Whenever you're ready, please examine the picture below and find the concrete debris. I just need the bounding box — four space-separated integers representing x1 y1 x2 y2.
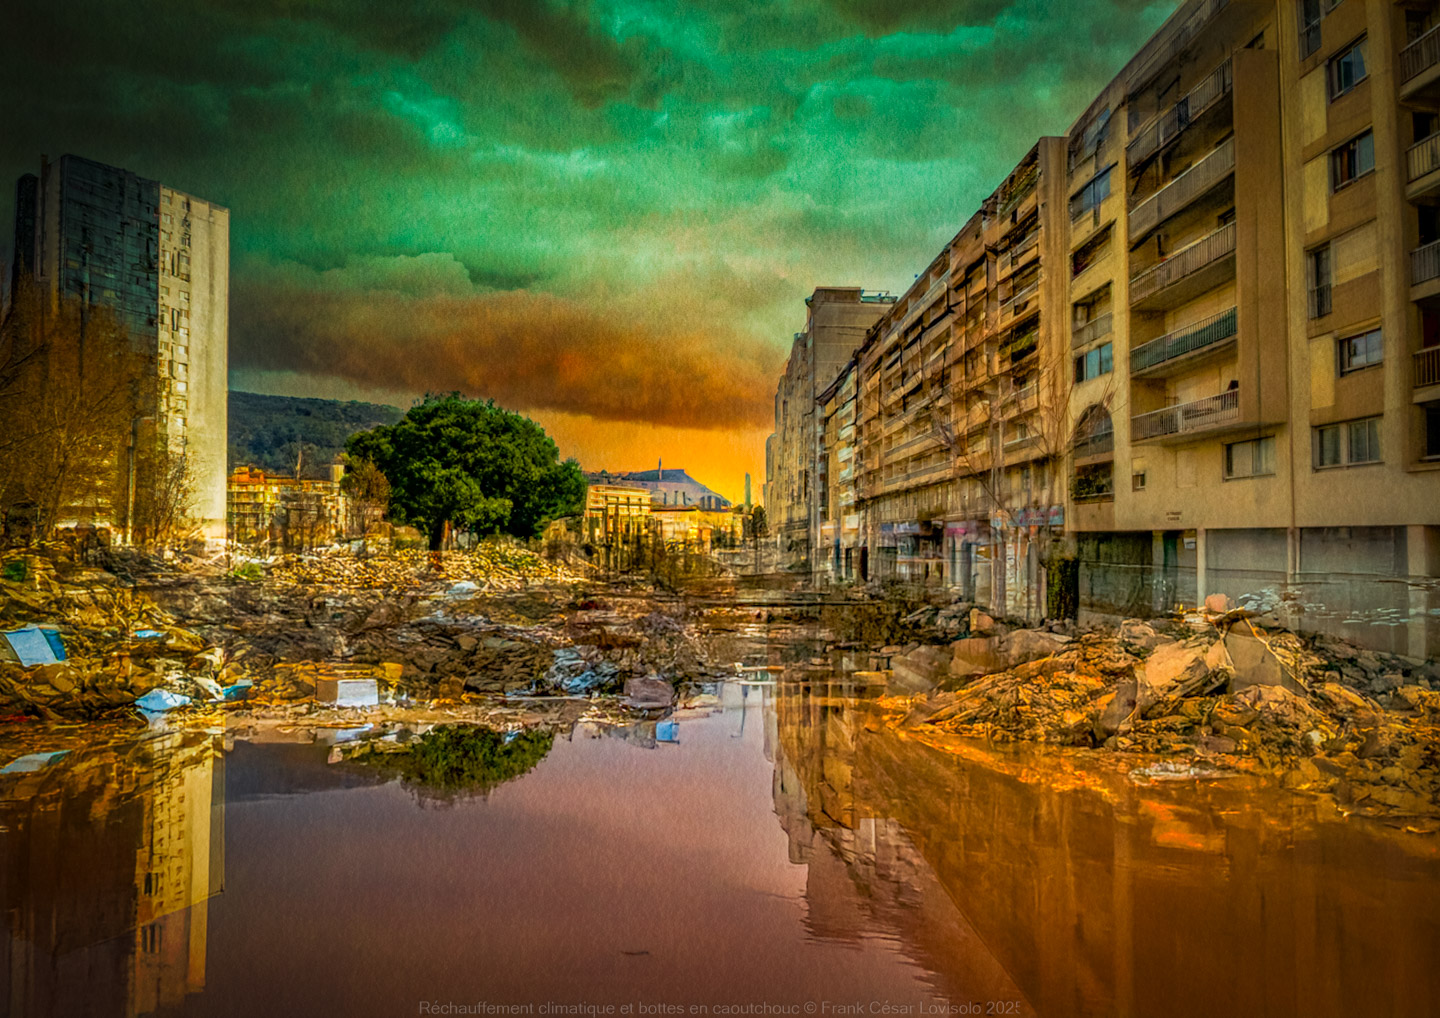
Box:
896 612 1440 822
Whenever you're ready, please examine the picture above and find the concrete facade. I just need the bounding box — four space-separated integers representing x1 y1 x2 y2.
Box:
11 155 229 538
765 0 1440 657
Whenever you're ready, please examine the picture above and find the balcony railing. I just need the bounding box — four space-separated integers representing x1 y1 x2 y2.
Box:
1128 136 1235 241
1072 431 1115 460
1402 23 1440 83
1414 239 1440 288
1127 0 1230 92
1000 279 1040 323
1129 221 1236 306
1127 59 1233 167
1131 387 1241 441
1072 312 1114 349
1130 306 1237 373
1417 346 1440 388
1408 133 1440 184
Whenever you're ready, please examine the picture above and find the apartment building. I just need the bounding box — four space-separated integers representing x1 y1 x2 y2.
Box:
803 140 1069 615
767 0 1440 656
768 287 895 566
10 154 229 538
1062 0 1437 656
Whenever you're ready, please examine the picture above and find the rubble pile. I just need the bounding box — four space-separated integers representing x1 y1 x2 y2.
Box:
0 566 243 721
268 542 585 592
0 542 726 728
896 613 1440 821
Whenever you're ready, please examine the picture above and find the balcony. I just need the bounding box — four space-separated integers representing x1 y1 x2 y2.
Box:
1417 347 1440 394
1127 59 1233 168
999 228 1040 274
1128 136 1235 243
1000 279 1041 325
1129 221 1236 310
1130 306 1238 375
1072 312 1113 349
1131 387 1241 442
1414 240 1440 292
1401 24 1440 102
1409 134 1440 203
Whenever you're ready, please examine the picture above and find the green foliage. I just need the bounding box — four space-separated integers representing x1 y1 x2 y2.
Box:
347 394 586 548
229 391 402 477
387 725 554 802
228 562 263 583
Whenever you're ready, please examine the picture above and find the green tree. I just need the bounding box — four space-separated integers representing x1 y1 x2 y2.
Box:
346 394 585 550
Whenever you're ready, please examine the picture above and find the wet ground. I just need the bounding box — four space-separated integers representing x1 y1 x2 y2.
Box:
3 645 1440 1017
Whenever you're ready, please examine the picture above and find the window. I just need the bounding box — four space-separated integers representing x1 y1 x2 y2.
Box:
1069 167 1112 223
1328 37 1368 99
1331 130 1375 191
1074 342 1114 382
1426 404 1440 459
1299 0 1322 58
1314 415 1381 468
1337 327 1382 374
1308 245 1331 317
1132 470 1148 491
1348 417 1380 462
1225 436 1276 479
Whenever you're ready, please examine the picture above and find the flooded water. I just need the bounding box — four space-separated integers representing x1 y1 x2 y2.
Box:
4 672 1440 1017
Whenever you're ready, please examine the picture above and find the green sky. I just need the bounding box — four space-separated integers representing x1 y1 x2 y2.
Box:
2 0 1178 496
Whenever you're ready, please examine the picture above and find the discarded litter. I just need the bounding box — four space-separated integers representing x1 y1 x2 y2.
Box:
316 676 380 708
656 720 679 743
0 750 69 774
0 625 66 667
135 689 191 713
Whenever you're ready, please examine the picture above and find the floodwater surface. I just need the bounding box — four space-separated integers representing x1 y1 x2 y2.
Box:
3 676 1439 1018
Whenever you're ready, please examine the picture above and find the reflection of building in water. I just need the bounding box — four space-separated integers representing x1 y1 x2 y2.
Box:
771 675 1440 1018
770 674 1027 1009
0 731 224 1017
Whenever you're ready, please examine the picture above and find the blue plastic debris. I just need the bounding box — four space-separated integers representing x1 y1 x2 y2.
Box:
134 689 191 713
0 625 66 666
1 750 69 774
656 720 680 743
133 629 164 639
221 678 254 701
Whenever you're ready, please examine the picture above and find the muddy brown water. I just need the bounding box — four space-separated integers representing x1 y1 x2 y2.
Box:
2 668 1438 1017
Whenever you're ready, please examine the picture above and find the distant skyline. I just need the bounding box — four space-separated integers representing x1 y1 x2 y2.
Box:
2 0 1180 503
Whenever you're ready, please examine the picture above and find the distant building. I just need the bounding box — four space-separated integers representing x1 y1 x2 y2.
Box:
585 467 732 508
766 287 896 568
227 466 347 549
11 154 229 537
583 484 653 543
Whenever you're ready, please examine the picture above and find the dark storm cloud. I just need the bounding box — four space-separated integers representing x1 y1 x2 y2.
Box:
1 0 1181 438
